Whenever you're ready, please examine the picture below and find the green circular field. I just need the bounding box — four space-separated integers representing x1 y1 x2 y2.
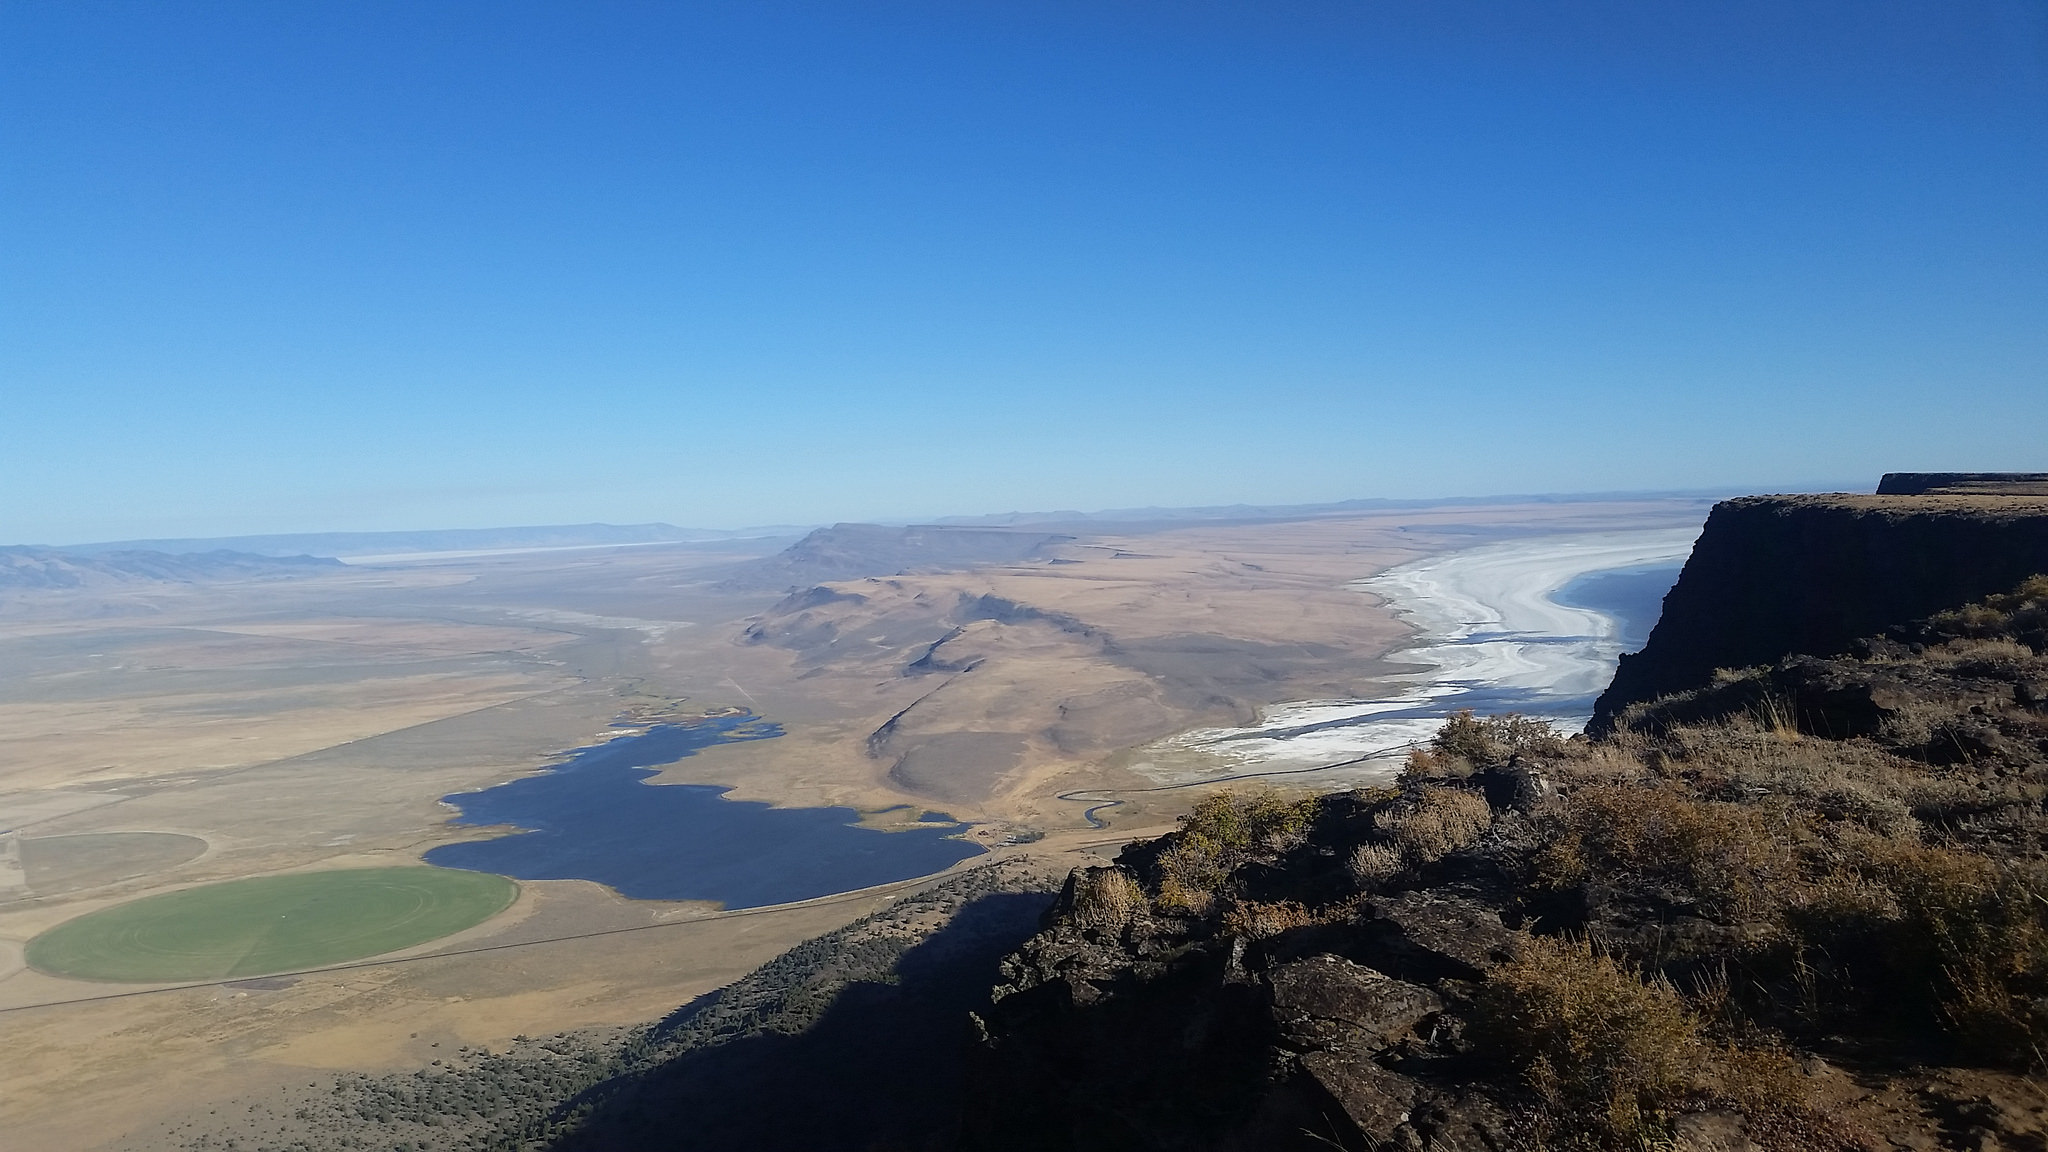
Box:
25 867 517 983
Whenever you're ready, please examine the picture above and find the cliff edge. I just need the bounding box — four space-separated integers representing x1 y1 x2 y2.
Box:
1590 493 2048 730
962 577 2048 1152
1876 471 2048 496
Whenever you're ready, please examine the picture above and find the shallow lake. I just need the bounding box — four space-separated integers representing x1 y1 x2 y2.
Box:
1128 531 1698 793
1552 563 1685 654
426 715 986 909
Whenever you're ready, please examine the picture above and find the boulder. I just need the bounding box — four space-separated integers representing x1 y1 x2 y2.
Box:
1267 954 1442 1052
1355 892 1517 981
1298 1048 1420 1140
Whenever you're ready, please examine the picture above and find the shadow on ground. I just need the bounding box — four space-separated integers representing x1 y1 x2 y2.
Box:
541 892 1053 1151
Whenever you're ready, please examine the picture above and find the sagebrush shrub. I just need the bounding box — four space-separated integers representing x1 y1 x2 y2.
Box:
1533 784 1799 920
1153 790 1322 915
1419 709 1567 774
1474 935 1701 1147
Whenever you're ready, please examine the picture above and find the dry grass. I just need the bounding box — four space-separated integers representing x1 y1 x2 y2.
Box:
1069 867 1145 929
1921 637 2037 665
1532 784 1800 921
1654 724 1923 836
1220 899 1329 940
1923 573 2048 650
1538 698 2048 1064
1841 839 2048 1059
1475 937 1861 1152
1344 842 1405 890
1474 935 1702 1148
1375 786 1494 865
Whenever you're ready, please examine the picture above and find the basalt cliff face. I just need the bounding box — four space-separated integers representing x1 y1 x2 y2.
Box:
1877 472 2048 496
1591 494 2048 731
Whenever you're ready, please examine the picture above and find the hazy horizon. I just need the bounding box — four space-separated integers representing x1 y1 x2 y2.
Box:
13 480 1803 551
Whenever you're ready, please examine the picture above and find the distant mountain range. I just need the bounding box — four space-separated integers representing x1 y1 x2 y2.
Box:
53 522 814 559
716 523 1077 592
928 488 1751 529
32 489 1769 565
0 546 344 591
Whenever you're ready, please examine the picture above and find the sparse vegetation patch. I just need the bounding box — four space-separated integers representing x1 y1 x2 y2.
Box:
969 577 2048 1152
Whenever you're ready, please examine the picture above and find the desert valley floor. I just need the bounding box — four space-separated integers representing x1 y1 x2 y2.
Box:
0 498 1709 1148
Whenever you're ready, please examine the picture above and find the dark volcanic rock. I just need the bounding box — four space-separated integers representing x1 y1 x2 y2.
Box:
1352 892 1517 983
1671 1109 1757 1152
1267 955 1442 1052
1407 1092 1519 1152
1593 494 2048 729
1299 1049 1421 1136
1877 472 2048 496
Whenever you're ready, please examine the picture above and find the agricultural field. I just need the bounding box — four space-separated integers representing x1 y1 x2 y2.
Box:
25 867 516 982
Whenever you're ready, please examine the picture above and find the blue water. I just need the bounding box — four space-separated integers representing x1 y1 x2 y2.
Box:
1552 563 1685 653
425 715 986 908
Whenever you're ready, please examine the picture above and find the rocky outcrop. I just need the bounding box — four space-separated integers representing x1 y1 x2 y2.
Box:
1592 494 2048 729
964 574 2048 1152
959 791 1539 1152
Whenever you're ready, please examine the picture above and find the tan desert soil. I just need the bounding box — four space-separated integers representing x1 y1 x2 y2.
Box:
0 500 1703 1146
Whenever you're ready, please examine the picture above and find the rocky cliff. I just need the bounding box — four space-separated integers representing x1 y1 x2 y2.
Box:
1591 494 2048 730
1876 472 2048 496
962 576 2048 1152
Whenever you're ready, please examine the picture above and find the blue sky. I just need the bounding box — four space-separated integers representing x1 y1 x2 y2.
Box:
3 1 2044 543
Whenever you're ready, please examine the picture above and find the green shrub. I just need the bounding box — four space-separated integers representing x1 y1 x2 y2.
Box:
1180 789 1322 853
1155 839 1227 914
1153 790 1322 915
1411 710 1568 777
